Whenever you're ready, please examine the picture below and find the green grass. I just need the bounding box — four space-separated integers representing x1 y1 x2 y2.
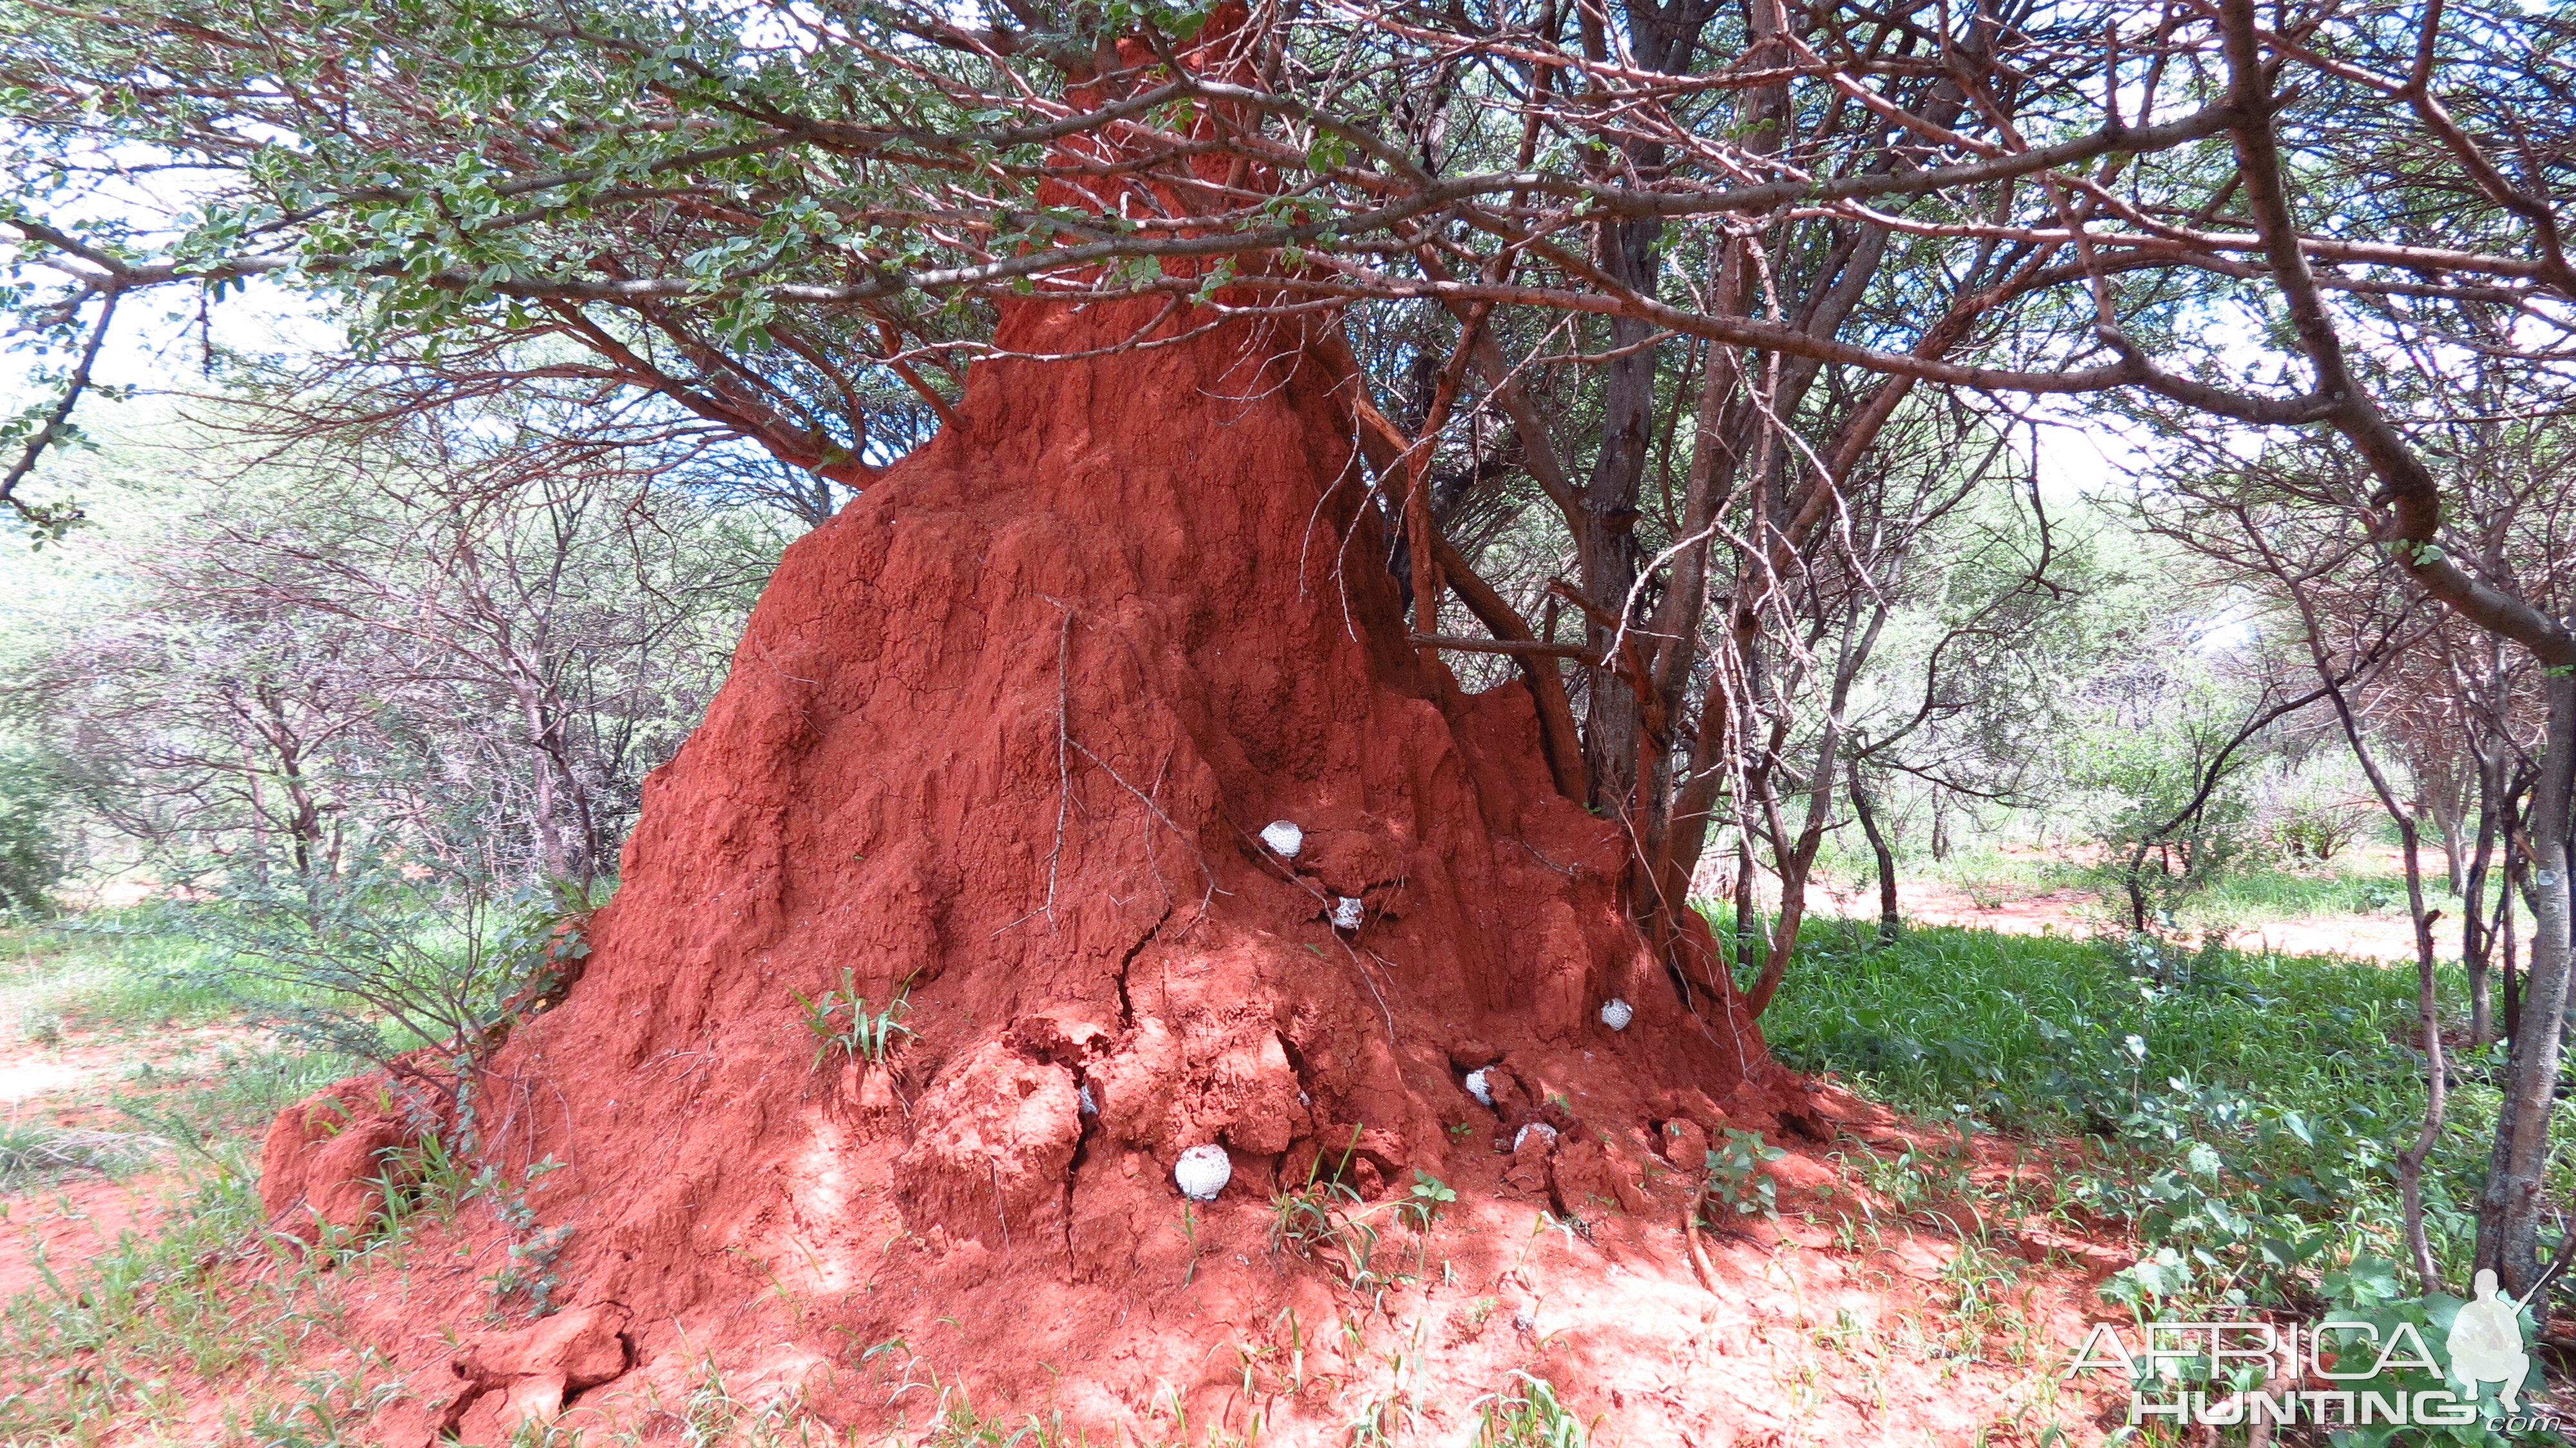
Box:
2 919 243 1034
0 895 2539 1435
0 894 620 1443
2186 862 2418 925
1920 846 2085 894
0 915 390 1440
1472 1372 1590 1447
0 1159 308 1440
0 1121 164 1193
1761 919 2421 1127
1829 843 2431 931
0 919 362 1172
115 1040 364 1165
0 1153 422 1444
1758 916 2549 1311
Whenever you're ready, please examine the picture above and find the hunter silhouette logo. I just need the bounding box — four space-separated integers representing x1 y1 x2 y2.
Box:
2065 1275 2553 1431
2447 1269 2532 1413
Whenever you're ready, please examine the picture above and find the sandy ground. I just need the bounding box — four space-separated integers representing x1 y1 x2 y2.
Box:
194 1083 2152 1448
0 984 252 1302
0 1172 173 1299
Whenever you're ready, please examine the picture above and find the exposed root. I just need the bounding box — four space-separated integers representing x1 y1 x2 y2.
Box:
1683 1182 1719 1293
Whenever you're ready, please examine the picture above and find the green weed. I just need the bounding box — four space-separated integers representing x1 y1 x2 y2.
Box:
6 918 243 1031
1759 915 2547 1310
793 967 914 1068
0 1161 327 1440
1472 1371 1589 1447
1398 1169 1455 1230
1701 1129 1785 1220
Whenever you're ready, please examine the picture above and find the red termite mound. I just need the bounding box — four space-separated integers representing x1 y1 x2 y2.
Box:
264 286 1801 1433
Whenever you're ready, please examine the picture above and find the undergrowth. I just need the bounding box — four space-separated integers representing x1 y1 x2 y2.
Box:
2190 862 2418 923
0 1157 368 1442
1759 916 2557 1313
0 899 586 1442
1840 844 2431 933
3 917 242 1031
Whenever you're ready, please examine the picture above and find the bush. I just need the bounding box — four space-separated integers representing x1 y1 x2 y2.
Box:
2068 717 2258 933
1759 917 2519 1308
0 750 66 916
2267 797 2373 864
150 865 598 1105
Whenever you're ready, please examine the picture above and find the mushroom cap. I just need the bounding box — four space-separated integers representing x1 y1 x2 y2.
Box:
1464 1067 1494 1107
1331 895 1365 929
1599 996 1635 1031
1175 1143 1232 1201
1260 821 1304 858
1513 1122 1560 1154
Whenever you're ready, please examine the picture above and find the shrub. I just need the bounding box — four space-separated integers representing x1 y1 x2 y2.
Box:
0 750 66 916
152 864 598 1106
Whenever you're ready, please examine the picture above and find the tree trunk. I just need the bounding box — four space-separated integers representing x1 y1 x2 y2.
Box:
2392 817 2448 1291
2441 803 2468 899
1567 0 1721 824
1747 730 1837 1016
2477 674 2576 1297
1850 759 1900 945
502 667 573 883
2465 747 2501 1047
2503 823 2522 1043
247 684 325 880
1573 219 1659 817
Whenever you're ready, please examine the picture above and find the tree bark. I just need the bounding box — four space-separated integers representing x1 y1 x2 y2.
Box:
2466 745 2502 1046
2477 673 2576 1297
1850 758 1900 945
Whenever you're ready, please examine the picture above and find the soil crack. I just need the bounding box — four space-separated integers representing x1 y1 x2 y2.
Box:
1110 906 1171 1031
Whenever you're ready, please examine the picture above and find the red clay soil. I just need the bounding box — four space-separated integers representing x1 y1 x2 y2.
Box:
247 220 1844 1435
238 1085 2139 1447
0 1172 169 1302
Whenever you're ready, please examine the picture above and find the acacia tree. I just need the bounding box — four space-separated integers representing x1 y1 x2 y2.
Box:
1831 463 2112 941
8 0 2576 1290
8 403 761 886
2139 406 2571 1037
2137 369 2576 1284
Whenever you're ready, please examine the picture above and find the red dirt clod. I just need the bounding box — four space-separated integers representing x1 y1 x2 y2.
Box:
442 1302 634 1441
257 1075 418 1241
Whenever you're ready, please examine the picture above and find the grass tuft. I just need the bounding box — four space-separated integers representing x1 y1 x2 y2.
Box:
0 1120 164 1191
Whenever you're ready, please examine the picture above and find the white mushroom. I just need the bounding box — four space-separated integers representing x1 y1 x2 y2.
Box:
1175 1143 1232 1201
1464 1067 1495 1107
1260 821 1305 858
1331 895 1365 929
1077 1083 1099 1116
1599 997 1635 1031
1512 1122 1560 1154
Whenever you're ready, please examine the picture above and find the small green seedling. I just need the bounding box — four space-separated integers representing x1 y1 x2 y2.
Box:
793 967 914 1067
1704 1129 1786 1219
1400 1170 1456 1231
